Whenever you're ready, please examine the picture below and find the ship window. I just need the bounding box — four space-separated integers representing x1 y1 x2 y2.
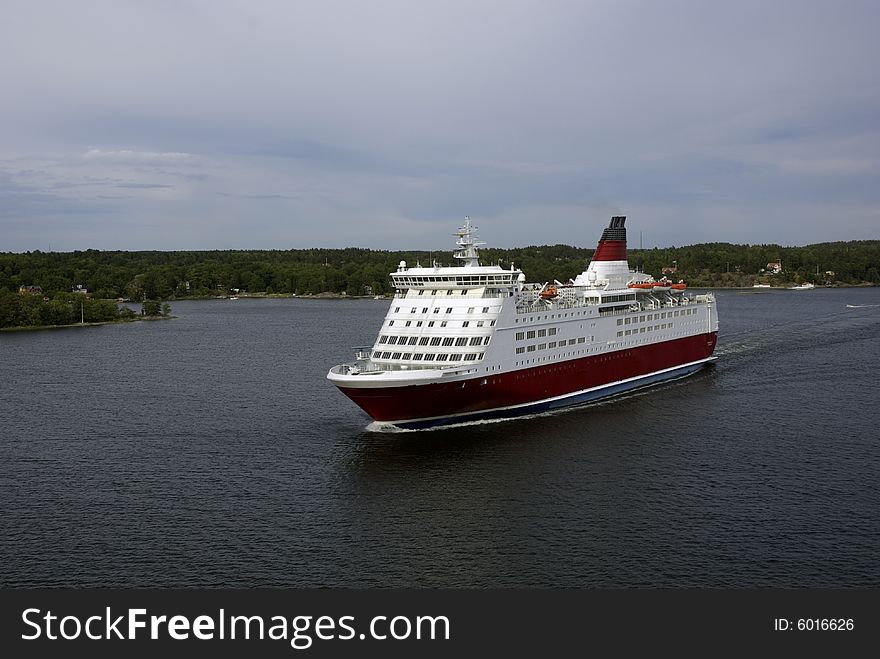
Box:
548 327 556 335
617 331 623 337
455 337 468 346
465 353 477 360
405 321 411 327
442 338 454 346
424 353 436 360
617 319 623 326
470 337 483 346
446 289 453 295
419 337 430 345
640 327 645 333
387 336 397 345
402 353 412 360
431 290 437 295
440 320 448 327
408 337 418 345
428 321 435 327
388 320 394 326
416 321 423 327
476 321 484 327
568 339 576 345
430 337 442 346
527 345 536 352
625 318 631 325
394 307 400 312
516 331 524 340
538 329 546 337
549 341 557 348
516 347 525 354
372 351 380 358
433 308 440 313
446 307 453 313
418 290 424 295
462 321 469 327
625 330 631 336
538 343 546 350
461 290 467 295
422 307 428 313
413 354 424 360
640 316 645 322
527 330 536 339
483 336 491 345
379 335 388 344
450 354 462 361
437 354 449 361
382 352 392 359
490 320 496 326
577 337 585 343
478 352 484 360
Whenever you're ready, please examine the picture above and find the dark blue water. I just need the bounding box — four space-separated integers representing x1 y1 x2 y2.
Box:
2 288 879 587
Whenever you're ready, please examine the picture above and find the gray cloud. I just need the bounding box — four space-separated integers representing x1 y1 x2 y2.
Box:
0 0 878 251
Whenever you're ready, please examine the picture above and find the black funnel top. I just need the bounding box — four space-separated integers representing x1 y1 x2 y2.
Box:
600 216 627 241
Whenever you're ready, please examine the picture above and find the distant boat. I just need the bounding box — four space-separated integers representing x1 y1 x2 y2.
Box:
847 304 878 308
752 283 771 288
790 283 815 290
229 296 239 300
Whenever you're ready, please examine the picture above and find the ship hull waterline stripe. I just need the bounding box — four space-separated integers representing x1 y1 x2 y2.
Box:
376 356 715 430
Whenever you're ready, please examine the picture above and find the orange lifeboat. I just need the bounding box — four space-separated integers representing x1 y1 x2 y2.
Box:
671 281 687 290
628 282 655 289
539 286 558 299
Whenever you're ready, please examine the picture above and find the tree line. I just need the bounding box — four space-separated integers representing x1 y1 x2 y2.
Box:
1 240 878 303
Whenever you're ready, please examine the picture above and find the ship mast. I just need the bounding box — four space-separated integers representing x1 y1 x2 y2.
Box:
453 216 485 268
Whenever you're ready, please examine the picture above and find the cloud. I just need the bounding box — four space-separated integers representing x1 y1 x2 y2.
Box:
84 149 192 161
0 0 878 250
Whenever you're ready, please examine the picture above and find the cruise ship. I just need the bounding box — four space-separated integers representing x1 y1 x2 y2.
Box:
328 216 719 429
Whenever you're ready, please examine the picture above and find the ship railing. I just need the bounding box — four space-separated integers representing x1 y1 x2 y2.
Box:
515 299 597 314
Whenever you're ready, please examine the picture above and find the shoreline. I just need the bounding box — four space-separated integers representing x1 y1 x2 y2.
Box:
1 316 173 333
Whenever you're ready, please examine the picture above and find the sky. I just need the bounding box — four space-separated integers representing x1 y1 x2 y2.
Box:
1 0 878 252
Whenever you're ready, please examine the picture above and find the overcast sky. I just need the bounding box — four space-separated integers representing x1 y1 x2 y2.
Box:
1 0 878 252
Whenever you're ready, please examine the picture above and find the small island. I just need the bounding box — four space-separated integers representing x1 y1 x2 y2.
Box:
0 288 170 331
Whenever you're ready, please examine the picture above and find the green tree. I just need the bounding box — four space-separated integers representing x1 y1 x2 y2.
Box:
142 299 161 316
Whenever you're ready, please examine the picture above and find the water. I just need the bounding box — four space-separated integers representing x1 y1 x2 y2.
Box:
2 288 879 587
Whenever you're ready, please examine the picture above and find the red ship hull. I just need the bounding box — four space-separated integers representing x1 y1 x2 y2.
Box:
338 331 717 428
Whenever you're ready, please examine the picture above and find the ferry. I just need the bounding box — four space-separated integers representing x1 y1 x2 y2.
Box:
328 216 719 429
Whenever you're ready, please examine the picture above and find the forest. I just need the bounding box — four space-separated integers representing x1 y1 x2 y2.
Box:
1 240 878 305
